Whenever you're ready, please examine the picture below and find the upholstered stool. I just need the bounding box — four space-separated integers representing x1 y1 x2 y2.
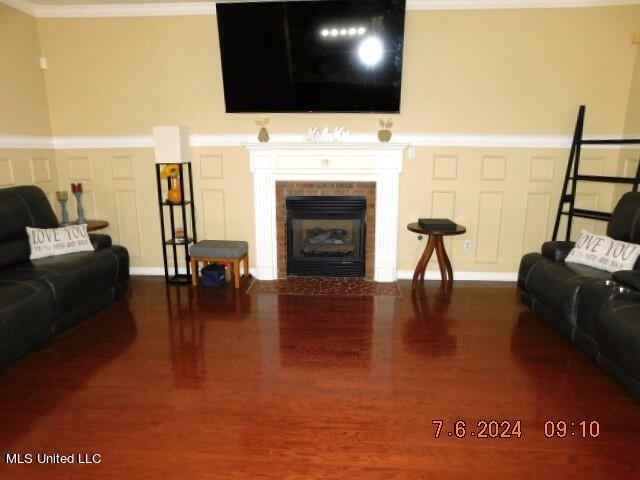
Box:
190 240 249 288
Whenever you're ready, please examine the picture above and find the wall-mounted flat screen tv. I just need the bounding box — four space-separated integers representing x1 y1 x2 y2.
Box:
216 0 407 113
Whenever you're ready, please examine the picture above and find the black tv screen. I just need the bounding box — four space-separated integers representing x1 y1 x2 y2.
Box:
216 0 406 113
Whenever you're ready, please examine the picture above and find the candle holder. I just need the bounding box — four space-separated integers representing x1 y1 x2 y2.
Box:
55 191 71 226
71 183 86 224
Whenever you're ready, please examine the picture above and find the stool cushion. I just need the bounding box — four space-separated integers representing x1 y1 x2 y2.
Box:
190 240 248 259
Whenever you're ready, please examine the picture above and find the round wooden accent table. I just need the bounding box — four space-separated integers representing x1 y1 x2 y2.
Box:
85 220 109 232
407 222 466 290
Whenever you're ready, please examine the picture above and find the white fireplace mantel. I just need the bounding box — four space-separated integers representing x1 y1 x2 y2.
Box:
246 142 406 282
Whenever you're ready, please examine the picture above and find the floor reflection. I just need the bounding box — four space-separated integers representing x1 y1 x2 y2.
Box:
166 286 206 388
276 294 374 370
0 300 137 450
403 285 457 357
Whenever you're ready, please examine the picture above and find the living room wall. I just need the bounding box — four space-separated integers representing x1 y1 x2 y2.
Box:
3 3 639 276
37 7 639 136
0 3 57 206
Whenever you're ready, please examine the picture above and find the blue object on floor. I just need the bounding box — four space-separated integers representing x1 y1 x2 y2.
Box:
200 263 227 288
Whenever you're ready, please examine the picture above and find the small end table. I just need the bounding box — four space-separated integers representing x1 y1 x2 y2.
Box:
407 222 466 289
85 220 109 232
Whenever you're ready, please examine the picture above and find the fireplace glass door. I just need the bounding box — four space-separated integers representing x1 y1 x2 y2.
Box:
286 196 366 277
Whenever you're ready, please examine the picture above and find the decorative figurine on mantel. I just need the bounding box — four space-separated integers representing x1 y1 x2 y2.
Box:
304 127 350 143
378 119 394 142
55 190 71 226
70 182 87 224
255 117 270 143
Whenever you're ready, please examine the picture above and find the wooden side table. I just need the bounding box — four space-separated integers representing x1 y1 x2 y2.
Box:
86 220 109 232
407 222 466 289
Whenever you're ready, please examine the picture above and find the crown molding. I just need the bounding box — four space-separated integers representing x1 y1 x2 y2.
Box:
1 0 36 16
406 0 640 9
2 0 639 19
34 1 215 18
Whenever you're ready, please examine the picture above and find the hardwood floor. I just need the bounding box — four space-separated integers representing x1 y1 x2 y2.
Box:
0 277 638 479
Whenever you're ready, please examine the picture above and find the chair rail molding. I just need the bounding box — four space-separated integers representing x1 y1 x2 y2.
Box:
2 133 638 150
246 143 406 282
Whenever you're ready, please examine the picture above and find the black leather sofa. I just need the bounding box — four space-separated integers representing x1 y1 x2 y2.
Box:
518 192 640 400
0 186 129 370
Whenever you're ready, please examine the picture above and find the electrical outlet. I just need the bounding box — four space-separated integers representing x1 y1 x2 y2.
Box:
463 240 472 252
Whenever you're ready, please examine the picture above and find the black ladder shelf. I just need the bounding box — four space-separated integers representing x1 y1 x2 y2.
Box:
552 105 640 241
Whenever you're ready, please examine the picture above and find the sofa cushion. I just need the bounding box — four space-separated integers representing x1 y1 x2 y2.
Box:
612 270 640 291
0 246 128 317
525 258 610 325
607 192 640 243
0 280 55 369
598 296 640 384
576 279 618 340
89 233 112 250
0 187 59 269
541 241 575 263
517 252 547 291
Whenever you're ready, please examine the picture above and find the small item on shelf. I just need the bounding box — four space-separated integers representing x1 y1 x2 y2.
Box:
167 178 182 204
377 119 393 142
175 227 185 239
255 117 270 143
55 190 71 226
418 218 458 230
161 164 182 204
70 183 86 224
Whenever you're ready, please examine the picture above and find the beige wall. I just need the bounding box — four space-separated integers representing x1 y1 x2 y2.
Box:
52 146 253 269
0 5 56 202
623 44 640 135
3 5 640 274
37 7 640 136
615 45 640 200
0 3 51 136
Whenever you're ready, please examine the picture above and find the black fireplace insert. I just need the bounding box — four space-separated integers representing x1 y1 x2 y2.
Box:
286 196 366 277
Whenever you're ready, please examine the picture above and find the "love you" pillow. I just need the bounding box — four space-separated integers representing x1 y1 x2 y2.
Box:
565 230 640 273
26 224 94 260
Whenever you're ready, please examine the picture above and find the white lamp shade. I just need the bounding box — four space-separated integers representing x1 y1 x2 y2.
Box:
153 126 191 164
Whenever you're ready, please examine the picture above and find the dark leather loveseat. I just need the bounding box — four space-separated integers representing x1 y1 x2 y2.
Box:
518 192 640 400
0 186 129 370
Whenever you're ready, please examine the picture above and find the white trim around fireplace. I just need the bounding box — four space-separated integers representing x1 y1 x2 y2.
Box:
246 143 406 283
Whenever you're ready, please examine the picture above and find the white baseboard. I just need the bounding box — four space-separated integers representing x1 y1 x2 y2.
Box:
396 270 518 282
130 267 182 276
130 266 517 282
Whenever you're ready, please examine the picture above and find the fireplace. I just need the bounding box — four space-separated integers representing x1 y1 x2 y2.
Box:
286 196 366 277
247 143 404 282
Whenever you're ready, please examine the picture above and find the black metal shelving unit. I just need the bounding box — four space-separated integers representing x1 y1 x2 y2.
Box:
552 105 640 241
155 162 197 284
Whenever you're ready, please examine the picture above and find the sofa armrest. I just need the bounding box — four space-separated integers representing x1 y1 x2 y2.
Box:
89 233 112 250
612 270 640 292
541 241 575 263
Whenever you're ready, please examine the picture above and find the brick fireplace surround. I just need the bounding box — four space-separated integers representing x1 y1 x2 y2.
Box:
276 181 376 279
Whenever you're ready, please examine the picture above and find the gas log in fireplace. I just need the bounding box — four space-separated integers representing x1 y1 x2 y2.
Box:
286 196 366 277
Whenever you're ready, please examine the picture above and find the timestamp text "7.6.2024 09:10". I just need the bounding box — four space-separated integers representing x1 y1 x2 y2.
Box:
432 420 523 439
